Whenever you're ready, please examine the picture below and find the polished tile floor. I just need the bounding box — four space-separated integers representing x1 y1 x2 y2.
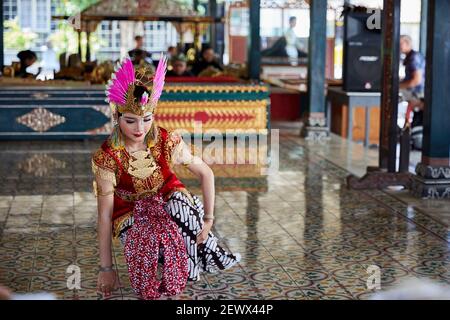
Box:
0 130 449 300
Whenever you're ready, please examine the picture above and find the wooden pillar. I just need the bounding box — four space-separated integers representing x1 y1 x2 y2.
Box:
0 0 4 71
301 0 328 140
412 0 450 199
209 0 217 50
419 0 428 56
247 0 260 80
77 30 82 58
187 2 197 55
86 32 91 62
347 0 412 190
194 23 201 52
379 0 401 172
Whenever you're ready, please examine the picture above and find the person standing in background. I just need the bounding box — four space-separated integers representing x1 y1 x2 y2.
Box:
128 36 153 66
399 35 425 100
284 16 304 65
167 46 178 60
191 46 223 76
16 50 39 78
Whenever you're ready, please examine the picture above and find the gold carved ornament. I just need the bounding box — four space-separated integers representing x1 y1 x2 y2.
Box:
127 150 158 180
92 160 117 197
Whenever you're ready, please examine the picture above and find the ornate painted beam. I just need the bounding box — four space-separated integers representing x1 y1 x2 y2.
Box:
412 0 450 199
0 84 270 139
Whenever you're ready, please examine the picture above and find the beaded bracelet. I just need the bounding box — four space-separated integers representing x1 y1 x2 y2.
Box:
98 265 114 272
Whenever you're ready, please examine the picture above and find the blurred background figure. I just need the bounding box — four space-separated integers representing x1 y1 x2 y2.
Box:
0 284 56 300
399 35 425 100
128 35 153 66
398 35 425 149
167 54 193 77
130 48 155 73
284 16 304 65
191 46 223 76
16 50 39 78
37 41 60 81
370 278 450 300
167 46 178 60
407 96 424 151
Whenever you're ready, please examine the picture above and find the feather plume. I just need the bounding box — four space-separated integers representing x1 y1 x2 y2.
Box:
105 58 135 106
149 54 168 107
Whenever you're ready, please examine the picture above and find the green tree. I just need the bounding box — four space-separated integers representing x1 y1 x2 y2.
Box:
3 18 38 50
49 0 103 59
59 0 100 16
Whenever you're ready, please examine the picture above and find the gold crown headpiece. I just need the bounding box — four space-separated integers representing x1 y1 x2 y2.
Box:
105 56 167 116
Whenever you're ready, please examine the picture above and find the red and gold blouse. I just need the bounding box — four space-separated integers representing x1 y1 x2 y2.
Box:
91 126 193 237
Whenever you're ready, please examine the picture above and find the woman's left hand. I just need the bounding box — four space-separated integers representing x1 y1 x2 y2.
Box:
197 219 213 244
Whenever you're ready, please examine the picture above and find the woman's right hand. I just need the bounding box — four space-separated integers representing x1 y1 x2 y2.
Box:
97 270 120 297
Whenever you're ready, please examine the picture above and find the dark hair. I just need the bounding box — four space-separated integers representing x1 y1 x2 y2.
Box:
171 54 187 63
201 46 214 55
133 85 150 100
289 16 297 23
135 35 143 41
17 50 37 61
133 49 146 58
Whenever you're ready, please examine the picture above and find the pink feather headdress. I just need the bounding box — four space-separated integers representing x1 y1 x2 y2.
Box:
105 55 168 116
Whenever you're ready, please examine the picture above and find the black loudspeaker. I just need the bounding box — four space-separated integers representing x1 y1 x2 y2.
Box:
343 10 382 92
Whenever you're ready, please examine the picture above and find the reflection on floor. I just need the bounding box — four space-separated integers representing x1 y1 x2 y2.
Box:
0 131 449 300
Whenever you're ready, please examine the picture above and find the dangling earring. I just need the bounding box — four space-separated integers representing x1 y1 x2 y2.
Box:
110 112 125 150
145 121 157 148
110 123 125 150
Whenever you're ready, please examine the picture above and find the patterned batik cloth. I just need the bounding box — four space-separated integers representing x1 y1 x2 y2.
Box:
120 191 241 282
123 194 188 300
165 191 241 281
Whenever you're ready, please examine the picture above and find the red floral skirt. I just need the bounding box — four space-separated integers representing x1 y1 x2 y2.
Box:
123 194 188 300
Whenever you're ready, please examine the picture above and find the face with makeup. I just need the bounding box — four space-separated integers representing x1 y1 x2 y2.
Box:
118 112 153 144
117 85 154 145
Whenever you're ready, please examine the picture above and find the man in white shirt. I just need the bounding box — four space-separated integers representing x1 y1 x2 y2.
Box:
284 16 303 65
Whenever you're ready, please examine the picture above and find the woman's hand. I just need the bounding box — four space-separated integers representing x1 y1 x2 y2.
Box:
197 219 213 244
97 270 120 297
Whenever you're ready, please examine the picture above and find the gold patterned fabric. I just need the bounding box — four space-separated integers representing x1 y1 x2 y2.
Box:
92 126 193 239
127 150 158 180
113 211 133 238
164 130 182 164
91 126 186 188
91 148 118 187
